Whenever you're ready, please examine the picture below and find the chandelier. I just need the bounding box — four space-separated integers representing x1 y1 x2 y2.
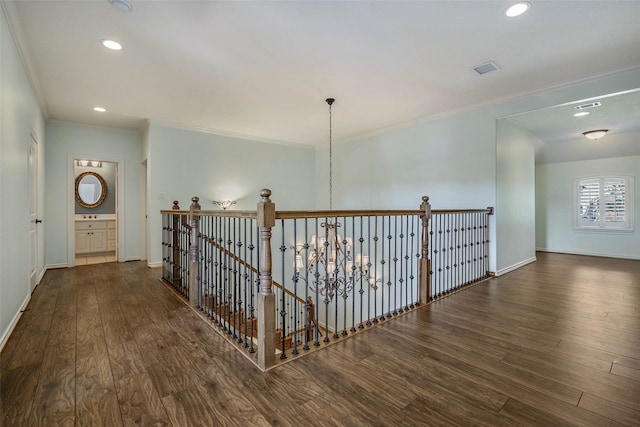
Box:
292 98 377 302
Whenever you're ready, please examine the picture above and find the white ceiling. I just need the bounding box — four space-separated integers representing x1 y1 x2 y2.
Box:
507 88 640 143
4 0 640 146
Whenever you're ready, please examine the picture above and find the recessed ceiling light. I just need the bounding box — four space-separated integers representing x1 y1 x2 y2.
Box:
574 111 590 117
110 0 132 13
93 107 106 112
101 39 122 51
505 2 531 17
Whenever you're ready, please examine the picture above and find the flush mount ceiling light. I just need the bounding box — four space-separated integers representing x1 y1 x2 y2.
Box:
110 0 133 12
505 2 531 17
583 129 608 140
101 39 122 50
93 106 106 112
573 111 590 117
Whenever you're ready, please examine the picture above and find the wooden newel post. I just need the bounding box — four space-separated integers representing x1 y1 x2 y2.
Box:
419 196 432 304
172 201 181 287
257 189 276 370
188 197 201 307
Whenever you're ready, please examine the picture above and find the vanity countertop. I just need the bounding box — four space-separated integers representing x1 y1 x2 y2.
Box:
75 214 116 221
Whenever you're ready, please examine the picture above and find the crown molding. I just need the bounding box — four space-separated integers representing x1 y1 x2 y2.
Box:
1 1 48 118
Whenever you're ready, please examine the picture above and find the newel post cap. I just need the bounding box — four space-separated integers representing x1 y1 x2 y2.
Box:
190 196 201 210
260 189 272 201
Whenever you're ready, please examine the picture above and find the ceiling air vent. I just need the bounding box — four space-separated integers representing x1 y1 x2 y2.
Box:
473 61 501 75
574 101 602 110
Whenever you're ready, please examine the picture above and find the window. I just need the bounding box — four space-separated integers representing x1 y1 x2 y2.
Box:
575 176 634 232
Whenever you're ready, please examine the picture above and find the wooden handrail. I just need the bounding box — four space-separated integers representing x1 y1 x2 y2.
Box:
432 208 493 214
274 209 423 219
163 208 494 217
161 209 257 219
162 209 423 219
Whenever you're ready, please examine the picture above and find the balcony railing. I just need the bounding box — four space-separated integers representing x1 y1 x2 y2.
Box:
161 190 492 370
429 208 493 299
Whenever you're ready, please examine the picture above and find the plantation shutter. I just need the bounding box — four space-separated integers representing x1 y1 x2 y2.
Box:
578 179 600 224
603 178 626 224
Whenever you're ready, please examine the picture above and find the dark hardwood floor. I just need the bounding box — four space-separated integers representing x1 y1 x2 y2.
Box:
1 252 639 426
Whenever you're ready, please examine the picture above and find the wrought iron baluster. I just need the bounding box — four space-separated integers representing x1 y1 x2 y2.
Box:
214 217 219 322
292 219 299 355
465 212 470 286
303 218 311 351
333 216 340 339
357 216 364 329
366 215 372 326
446 213 452 293
474 212 479 281
373 216 379 323
280 219 287 359
249 219 256 354
380 216 386 321
314 217 321 346
350 216 356 332
233 217 240 341
398 215 404 313
242 218 249 347
225 217 231 334
409 215 416 307
386 215 392 318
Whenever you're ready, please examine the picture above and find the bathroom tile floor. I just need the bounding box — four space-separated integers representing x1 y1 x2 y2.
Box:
75 252 116 265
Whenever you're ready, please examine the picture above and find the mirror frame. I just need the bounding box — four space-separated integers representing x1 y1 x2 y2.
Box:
75 171 107 208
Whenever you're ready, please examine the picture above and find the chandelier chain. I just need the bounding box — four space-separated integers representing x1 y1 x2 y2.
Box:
329 100 333 210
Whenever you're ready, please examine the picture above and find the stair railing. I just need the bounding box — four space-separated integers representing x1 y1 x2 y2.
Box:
162 189 436 370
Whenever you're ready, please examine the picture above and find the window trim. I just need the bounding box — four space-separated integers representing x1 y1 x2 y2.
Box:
573 175 634 233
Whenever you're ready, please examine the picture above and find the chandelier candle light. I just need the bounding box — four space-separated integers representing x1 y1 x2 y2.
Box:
293 225 374 302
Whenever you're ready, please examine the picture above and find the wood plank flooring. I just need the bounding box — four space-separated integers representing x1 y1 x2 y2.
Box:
1 252 639 426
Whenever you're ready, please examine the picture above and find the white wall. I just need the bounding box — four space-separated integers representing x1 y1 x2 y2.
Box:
146 122 316 266
320 109 500 274
319 109 497 211
496 119 537 274
0 8 45 349
45 121 143 266
536 154 640 259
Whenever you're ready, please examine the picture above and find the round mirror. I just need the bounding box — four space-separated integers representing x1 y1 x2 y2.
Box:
75 171 107 208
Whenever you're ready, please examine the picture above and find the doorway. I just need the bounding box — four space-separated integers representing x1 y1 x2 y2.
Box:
71 158 119 266
29 133 40 291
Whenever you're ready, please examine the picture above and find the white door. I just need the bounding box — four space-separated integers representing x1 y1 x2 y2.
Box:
29 134 39 292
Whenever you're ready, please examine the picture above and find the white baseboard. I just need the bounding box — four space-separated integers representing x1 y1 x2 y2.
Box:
147 261 162 268
536 248 640 261
496 256 537 276
37 267 47 283
46 263 68 270
0 293 31 352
